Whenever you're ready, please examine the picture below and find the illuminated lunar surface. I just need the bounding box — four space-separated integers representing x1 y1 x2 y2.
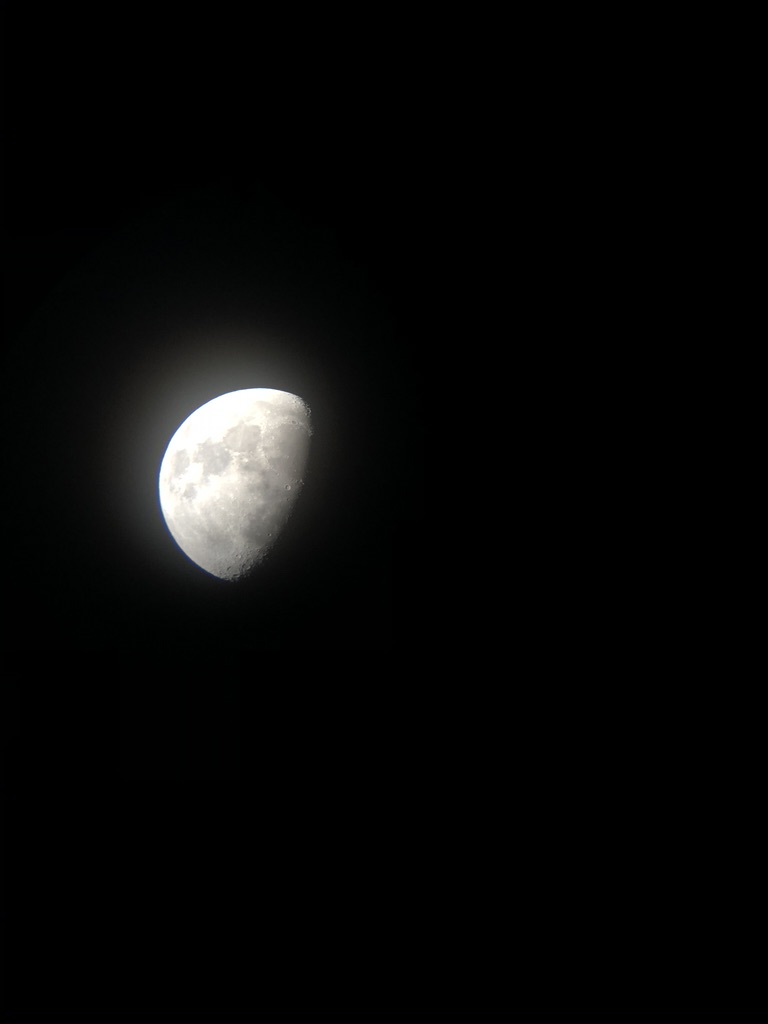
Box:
158 388 311 580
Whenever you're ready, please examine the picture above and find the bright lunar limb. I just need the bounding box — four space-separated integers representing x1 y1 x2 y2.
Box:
158 388 312 580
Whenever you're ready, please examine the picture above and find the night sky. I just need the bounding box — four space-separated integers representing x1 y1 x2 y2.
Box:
4 145 425 653
4 106 445 772
4 26 756 1024
4 82 480 1015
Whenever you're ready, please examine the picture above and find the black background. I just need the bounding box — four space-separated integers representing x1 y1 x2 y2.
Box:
3 18 761 1024
3 63 447 769
2 30 514 1022
3 115 428 654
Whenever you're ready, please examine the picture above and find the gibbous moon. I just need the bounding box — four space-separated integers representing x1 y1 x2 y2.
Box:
158 388 311 580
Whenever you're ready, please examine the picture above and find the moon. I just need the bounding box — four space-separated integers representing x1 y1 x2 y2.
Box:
158 388 312 580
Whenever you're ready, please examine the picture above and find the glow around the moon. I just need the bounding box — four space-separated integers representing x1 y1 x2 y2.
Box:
158 388 311 580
